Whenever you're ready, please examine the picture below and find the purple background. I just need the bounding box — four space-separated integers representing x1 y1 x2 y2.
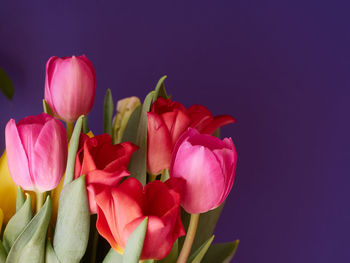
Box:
1 1 349 262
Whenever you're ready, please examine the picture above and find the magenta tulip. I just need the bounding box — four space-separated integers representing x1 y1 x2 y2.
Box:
5 113 67 192
44 55 96 123
170 128 237 214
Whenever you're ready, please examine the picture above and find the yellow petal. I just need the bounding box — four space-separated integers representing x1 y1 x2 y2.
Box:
0 151 17 223
0 208 3 231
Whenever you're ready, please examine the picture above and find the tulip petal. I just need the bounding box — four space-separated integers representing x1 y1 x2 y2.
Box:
171 141 225 214
147 112 172 175
32 118 67 192
162 110 191 146
201 115 236 135
188 104 213 132
5 119 33 190
96 190 120 250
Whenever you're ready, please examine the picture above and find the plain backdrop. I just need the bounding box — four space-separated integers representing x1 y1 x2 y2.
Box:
1 1 349 262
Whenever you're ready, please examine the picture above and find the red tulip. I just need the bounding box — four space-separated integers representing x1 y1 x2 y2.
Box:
74 134 137 213
147 97 236 175
44 55 96 123
5 113 67 192
170 128 237 214
95 177 185 260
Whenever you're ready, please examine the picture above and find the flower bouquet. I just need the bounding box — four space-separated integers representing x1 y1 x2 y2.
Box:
0 55 238 263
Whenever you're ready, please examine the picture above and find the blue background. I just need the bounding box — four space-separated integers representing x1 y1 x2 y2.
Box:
1 1 349 262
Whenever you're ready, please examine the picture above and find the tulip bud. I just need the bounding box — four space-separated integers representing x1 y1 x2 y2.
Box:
44 55 96 123
5 113 67 192
170 128 237 214
112 96 141 144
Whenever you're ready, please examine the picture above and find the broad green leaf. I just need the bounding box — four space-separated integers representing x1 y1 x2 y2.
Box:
0 67 14 100
0 241 6 263
54 176 90 263
158 239 178 263
3 194 32 252
45 240 60 263
6 196 52 263
102 248 123 263
64 115 83 185
83 116 90 134
188 235 214 263
123 217 148 263
153 75 169 101
42 100 54 116
104 89 114 136
179 202 225 254
15 187 25 211
202 240 239 263
121 105 141 144
128 92 154 185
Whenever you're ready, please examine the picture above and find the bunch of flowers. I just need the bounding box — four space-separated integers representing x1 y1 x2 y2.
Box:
0 55 239 263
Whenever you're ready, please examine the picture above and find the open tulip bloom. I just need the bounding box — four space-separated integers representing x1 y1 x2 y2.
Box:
0 57 239 263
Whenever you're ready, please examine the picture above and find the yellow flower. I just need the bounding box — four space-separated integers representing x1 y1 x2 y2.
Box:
0 208 4 231
0 151 17 223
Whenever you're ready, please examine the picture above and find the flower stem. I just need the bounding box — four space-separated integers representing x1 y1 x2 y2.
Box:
148 174 158 182
66 121 74 142
35 192 45 213
90 223 99 263
176 213 200 263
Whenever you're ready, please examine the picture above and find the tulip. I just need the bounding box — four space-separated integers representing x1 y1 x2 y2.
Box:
170 128 237 214
147 97 236 175
5 113 67 193
74 134 138 213
0 208 3 231
44 55 96 123
95 177 185 260
112 96 141 144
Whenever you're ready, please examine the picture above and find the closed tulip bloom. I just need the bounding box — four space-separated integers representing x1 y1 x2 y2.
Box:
74 134 138 213
147 97 236 175
44 55 96 123
96 177 185 260
170 128 237 214
5 113 67 192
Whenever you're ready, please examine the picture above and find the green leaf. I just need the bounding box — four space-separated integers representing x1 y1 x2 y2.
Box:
3 194 33 252
83 116 90 134
179 202 225 254
158 239 178 263
0 67 14 100
6 196 52 263
102 249 123 263
42 99 54 116
45 240 60 263
0 241 7 263
15 187 25 211
123 217 148 263
104 89 114 136
53 176 90 263
188 235 214 263
128 92 154 186
64 115 83 185
202 240 239 263
153 75 169 101
121 105 142 144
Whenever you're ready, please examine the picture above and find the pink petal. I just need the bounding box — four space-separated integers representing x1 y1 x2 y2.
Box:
32 118 67 192
5 119 33 190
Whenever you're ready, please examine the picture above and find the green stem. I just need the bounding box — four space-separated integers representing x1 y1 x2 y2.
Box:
176 214 200 263
148 174 158 182
66 121 75 142
35 192 45 213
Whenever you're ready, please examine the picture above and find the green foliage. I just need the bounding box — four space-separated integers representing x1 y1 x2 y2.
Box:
0 68 14 100
53 176 90 263
104 89 114 136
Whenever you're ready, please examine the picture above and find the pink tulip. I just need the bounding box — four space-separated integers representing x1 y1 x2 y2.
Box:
5 113 67 192
44 55 96 123
170 128 237 214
